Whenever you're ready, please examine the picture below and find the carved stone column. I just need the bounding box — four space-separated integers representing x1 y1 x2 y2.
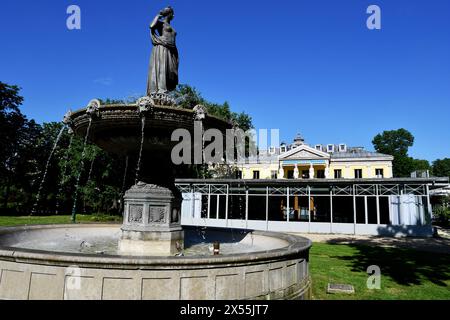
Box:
118 182 183 256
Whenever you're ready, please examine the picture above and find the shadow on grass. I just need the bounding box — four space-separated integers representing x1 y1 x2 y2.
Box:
326 239 450 287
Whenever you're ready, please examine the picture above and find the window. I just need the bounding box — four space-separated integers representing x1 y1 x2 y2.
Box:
253 171 260 179
339 144 347 152
269 147 276 154
271 170 278 179
315 145 323 151
327 144 335 153
375 169 384 178
236 170 242 179
354 169 363 179
334 169 342 179
317 170 325 179
280 146 287 153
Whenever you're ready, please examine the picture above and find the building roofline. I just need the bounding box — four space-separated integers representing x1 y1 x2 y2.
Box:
176 177 449 189
331 156 394 162
278 144 330 160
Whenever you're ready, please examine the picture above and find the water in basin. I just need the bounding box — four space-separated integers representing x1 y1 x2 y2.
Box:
0 226 288 257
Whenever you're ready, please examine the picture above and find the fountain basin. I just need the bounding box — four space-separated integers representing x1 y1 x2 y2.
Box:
0 224 311 300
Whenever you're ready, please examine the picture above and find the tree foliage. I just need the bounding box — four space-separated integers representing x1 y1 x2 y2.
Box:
175 84 253 131
372 128 414 157
372 129 431 177
432 158 450 178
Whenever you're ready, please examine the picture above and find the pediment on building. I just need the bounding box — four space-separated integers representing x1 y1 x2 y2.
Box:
279 145 330 160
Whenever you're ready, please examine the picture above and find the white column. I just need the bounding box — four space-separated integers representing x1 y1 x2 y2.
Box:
330 189 333 233
364 196 368 225
190 188 195 219
353 186 357 235
330 188 334 227
278 166 285 179
207 185 211 219
245 188 249 229
225 185 229 227
325 164 330 179
286 187 290 222
266 186 269 231
376 185 381 225
309 163 315 179
216 194 220 220
308 186 311 233
294 164 299 179
426 185 432 225
399 188 404 225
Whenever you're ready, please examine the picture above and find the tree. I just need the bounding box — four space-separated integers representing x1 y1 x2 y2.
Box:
174 84 253 130
0 82 31 212
231 111 253 132
372 129 414 157
411 158 431 173
372 129 415 177
175 84 203 109
433 158 450 178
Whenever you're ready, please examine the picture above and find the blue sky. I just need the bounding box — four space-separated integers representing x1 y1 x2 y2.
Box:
1 0 449 162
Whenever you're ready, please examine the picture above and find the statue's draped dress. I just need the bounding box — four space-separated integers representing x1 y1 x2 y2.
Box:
147 20 179 94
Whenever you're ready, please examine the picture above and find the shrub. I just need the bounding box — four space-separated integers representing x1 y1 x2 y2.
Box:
433 205 450 226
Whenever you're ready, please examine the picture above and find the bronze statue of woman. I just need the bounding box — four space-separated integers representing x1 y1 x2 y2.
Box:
147 6 179 95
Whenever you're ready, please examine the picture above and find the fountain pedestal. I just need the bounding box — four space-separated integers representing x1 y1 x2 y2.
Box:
118 182 183 256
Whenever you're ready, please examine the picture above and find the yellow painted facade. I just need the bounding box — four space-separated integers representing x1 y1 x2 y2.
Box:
329 162 393 179
237 144 394 180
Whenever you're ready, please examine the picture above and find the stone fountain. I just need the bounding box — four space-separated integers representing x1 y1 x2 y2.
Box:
0 6 312 300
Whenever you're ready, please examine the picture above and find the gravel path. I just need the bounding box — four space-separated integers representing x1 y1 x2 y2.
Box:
290 227 450 254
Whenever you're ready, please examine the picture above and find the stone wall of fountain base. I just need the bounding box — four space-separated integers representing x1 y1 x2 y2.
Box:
119 183 184 256
0 225 312 300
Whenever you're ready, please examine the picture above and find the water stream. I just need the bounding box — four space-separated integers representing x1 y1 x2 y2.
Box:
121 156 129 193
83 156 96 214
31 125 67 215
55 134 74 214
135 116 146 184
71 118 93 222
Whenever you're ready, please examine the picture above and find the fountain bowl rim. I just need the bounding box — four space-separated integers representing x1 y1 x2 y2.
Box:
69 103 233 125
0 224 312 269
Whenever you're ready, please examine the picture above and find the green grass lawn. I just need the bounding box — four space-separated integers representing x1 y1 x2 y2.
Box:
0 215 121 227
310 242 450 300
